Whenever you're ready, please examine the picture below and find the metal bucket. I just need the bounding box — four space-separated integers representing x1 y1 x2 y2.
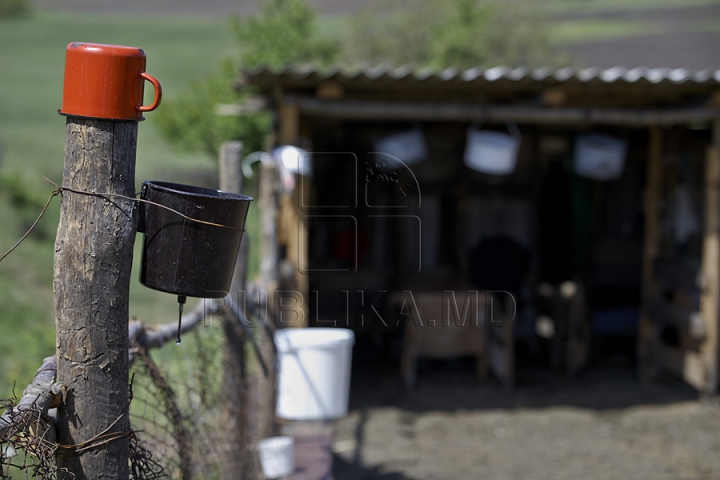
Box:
573 133 627 180
138 181 252 298
463 127 521 175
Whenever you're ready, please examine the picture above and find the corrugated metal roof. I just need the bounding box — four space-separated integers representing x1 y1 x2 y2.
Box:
241 64 720 125
242 64 720 87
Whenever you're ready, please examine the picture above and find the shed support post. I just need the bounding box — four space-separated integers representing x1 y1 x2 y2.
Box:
279 99 299 146
276 98 308 327
700 121 720 397
54 118 137 479
638 125 663 383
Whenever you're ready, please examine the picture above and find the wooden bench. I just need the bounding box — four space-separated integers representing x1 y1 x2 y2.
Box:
394 291 488 389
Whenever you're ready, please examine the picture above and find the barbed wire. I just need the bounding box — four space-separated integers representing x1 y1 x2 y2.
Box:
0 177 245 264
1 241 275 479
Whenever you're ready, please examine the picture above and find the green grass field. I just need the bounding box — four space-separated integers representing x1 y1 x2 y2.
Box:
0 10 248 394
543 0 719 14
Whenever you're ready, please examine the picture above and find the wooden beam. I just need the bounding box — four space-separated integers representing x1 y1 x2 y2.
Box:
638 126 663 383
277 183 309 328
288 95 720 126
700 121 720 396
316 81 344 100
279 99 299 145
275 97 308 327
710 88 720 107
541 88 567 107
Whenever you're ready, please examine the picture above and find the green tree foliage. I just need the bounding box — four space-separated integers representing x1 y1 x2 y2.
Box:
232 0 339 67
154 61 270 158
155 0 556 159
345 0 556 69
154 0 339 160
345 0 445 67
0 0 30 18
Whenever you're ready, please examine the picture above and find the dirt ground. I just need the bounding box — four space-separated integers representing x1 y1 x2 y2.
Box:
330 364 720 480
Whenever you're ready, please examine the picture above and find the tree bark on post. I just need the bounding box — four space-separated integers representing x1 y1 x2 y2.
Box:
54 118 138 479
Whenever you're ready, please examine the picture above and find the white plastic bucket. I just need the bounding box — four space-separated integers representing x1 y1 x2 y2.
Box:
275 328 355 420
258 436 295 479
373 129 428 170
464 128 521 175
574 133 627 180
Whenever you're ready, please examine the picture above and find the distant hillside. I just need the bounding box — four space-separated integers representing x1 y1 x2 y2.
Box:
31 0 720 68
558 4 720 68
31 0 374 15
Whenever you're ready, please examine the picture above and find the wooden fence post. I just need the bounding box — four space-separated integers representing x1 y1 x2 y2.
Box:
54 118 138 478
258 160 280 440
218 141 256 479
218 141 279 476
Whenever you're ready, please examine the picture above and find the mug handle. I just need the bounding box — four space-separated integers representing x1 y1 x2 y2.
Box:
138 72 162 112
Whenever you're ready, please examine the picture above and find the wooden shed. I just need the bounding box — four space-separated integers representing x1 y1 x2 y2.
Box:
241 64 720 394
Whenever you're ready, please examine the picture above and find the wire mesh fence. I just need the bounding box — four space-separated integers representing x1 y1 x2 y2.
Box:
0 290 277 480
0 142 277 479
130 326 224 479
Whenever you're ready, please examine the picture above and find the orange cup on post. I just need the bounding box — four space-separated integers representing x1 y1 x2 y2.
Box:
59 42 162 121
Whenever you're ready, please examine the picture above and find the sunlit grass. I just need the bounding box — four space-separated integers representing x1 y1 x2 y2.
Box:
543 0 719 15
690 19 720 32
550 19 659 44
0 10 248 394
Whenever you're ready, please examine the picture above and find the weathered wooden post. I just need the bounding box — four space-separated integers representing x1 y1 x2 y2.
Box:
217 141 254 479
54 42 161 478
258 159 281 439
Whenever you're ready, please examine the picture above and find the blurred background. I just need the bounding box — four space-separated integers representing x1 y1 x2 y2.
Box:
1 0 720 475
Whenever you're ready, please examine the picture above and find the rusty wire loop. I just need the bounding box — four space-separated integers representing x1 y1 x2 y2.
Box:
0 177 245 264
56 412 130 454
2 299 272 479
0 397 69 480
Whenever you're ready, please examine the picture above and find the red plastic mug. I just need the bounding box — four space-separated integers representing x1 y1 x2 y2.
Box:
60 42 162 121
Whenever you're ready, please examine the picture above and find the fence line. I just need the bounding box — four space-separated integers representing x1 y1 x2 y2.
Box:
0 283 277 479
